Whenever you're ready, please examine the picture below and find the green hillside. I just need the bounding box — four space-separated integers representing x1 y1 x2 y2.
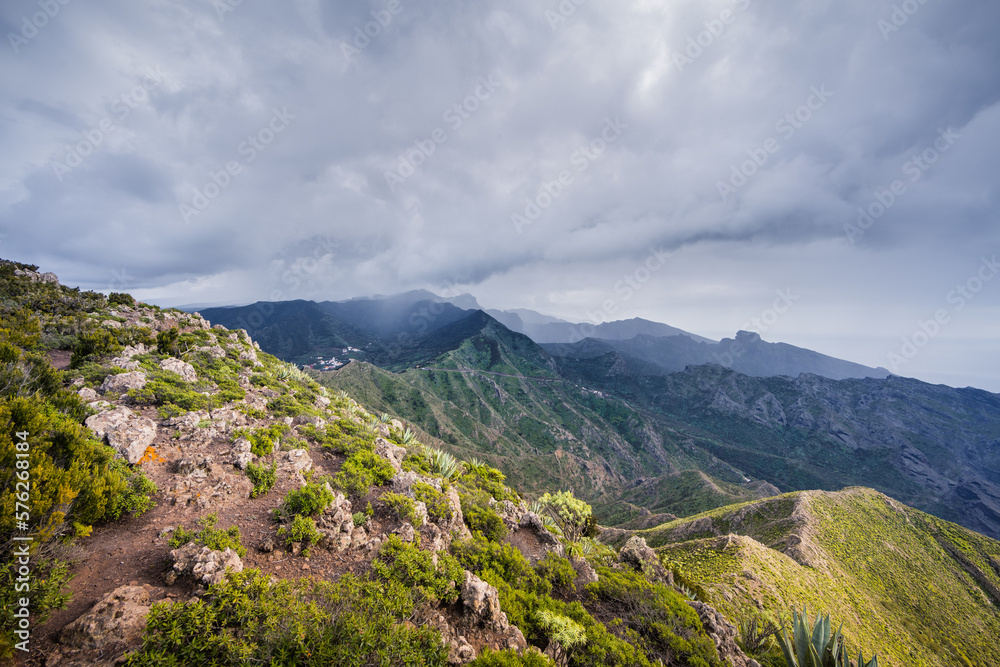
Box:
317 320 768 513
624 487 1000 667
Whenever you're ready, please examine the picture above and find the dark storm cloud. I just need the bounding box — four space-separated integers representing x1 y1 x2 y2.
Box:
0 0 998 389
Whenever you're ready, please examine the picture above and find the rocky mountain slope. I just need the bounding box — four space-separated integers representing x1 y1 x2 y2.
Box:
606 487 1000 667
1 260 751 667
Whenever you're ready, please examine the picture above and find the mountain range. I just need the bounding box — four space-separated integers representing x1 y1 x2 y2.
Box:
203 292 1000 541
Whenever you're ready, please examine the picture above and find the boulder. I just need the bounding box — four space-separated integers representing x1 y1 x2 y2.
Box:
460 571 509 633
619 536 672 584
77 387 99 402
99 371 147 395
231 437 253 470
59 585 150 649
197 345 227 359
160 358 197 383
688 601 758 667
85 406 156 464
169 543 243 587
376 437 407 472
276 449 313 480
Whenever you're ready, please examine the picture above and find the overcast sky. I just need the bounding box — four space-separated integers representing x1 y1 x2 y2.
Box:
2 0 999 391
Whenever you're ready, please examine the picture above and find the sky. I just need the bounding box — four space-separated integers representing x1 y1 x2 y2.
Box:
1 0 999 391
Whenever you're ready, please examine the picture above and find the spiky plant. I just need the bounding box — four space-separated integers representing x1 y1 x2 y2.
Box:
378 412 392 424
425 447 459 479
400 428 417 446
776 609 879 667
738 615 779 656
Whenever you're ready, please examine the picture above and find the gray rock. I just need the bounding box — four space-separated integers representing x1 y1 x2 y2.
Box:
170 543 243 587
160 358 197 383
460 571 509 633
85 406 157 464
619 535 672 584
376 437 407 472
59 585 150 649
99 371 148 395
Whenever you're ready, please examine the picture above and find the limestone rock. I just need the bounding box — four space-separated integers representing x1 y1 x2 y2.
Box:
375 437 407 472
231 437 253 470
170 543 243 587
99 371 147 394
460 571 509 633
619 535 672 584
277 449 313 480
85 406 156 464
688 600 756 667
59 585 150 649
160 357 197 383
77 387 99 402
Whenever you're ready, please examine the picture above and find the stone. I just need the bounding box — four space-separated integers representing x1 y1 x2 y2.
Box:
276 449 313 480
59 585 150 649
85 406 157 464
688 600 757 667
619 535 672 584
160 357 198 383
99 371 147 395
231 437 253 470
77 387 99 402
460 571 509 633
170 543 243 587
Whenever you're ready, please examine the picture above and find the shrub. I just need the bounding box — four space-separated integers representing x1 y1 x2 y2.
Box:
456 461 517 502
452 536 547 595
382 492 419 525
459 490 507 542
277 480 335 519
156 327 179 356
535 552 577 591
538 491 592 544
169 514 246 557
233 423 289 458
70 328 122 367
108 292 136 306
278 514 322 555
413 481 453 522
246 461 277 498
333 449 395 499
469 649 555 666
125 570 450 666
373 535 464 605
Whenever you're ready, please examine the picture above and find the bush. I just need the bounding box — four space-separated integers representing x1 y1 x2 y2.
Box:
451 535 545 594
246 461 277 498
169 514 246 557
108 292 136 306
413 481 453 522
278 515 322 555
334 449 395 499
382 492 419 525
535 552 577 591
71 328 122 367
469 649 555 666
460 490 507 542
277 480 335 519
233 423 289 458
538 491 592 544
373 535 464 605
457 461 517 503
125 570 450 666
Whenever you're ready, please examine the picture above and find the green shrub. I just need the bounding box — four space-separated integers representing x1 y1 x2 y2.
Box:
312 419 376 456
71 328 122 367
278 514 322 555
382 492 419 525
246 461 277 498
469 649 555 666
451 535 545 594
169 514 246 557
457 461 517 502
413 481 453 522
334 449 395 499
373 535 464 605
538 491 592 544
584 567 722 667
233 423 290 458
108 292 136 306
125 570 449 666
536 552 577 591
277 480 335 519
459 490 507 542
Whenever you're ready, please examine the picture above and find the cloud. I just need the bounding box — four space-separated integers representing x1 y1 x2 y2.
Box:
0 0 998 389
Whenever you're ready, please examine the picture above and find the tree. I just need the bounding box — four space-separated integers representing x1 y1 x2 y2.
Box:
538 491 592 544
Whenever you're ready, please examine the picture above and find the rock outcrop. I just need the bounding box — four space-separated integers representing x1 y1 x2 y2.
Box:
167 543 244 587
59 585 151 649
84 406 157 464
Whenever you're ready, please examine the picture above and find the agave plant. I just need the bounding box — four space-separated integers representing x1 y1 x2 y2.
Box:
377 412 392 424
425 447 459 479
400 428 417 446
776 609 878 667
